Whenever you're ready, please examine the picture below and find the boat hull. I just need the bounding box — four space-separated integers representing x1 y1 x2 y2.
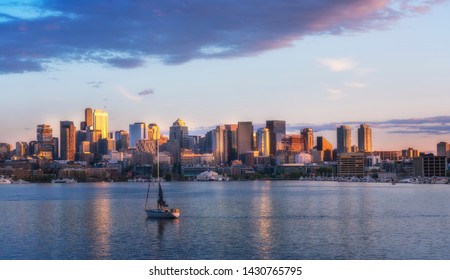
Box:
146 209 180 219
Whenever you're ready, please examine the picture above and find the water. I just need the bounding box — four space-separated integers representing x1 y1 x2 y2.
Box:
1 181 450 260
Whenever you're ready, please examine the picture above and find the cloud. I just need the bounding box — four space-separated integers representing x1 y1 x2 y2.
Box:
138 89 154 96
118 87 141 102
0 0 445 74
288 116 450 136
327 88 349 100
344 82 367 88
319 58 358 72
87 81 103 88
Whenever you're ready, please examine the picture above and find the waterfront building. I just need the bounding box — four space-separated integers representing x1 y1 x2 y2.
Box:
337 152 366 177
266 120 286 156
337 125 351 153
256 128 270 157
169 118 189 149
93 109 109 139
413 155 447 177
316 136 333 161
301 128 314 153
60 121 76 161
237 121 254 158
358 124 372 152
129 122 147 148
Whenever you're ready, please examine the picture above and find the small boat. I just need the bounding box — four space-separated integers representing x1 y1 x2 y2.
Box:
0 175 12 184
52 178 77 183
145 140 180 219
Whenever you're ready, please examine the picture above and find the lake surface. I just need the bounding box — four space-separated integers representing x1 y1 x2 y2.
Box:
1 180 450 260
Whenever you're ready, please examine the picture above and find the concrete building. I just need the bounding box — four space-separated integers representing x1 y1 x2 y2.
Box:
237 121 254 158
169 118 189 149
301 128 314 153
60 121 76 161
437 142 450 157
413 155 447 177
337 152 366 177
256 127 270 157
129 122 147 148
317 136 333 161
266 120 286 156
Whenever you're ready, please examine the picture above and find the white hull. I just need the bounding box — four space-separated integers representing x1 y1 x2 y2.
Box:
146 209 180 219
0 176 12 184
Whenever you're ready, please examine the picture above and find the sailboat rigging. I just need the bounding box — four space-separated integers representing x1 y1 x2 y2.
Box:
145 139 180 219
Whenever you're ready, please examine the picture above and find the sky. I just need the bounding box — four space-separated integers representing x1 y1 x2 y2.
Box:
1 0 450 153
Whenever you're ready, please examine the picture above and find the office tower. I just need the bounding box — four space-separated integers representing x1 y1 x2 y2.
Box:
237 121 254 157
225 124 238 163
15 142 28 158
317 136 333 161
86 129 102 153
266 120 286 156
301 128 314 152
212 125 228 164
0 143 11 161
358 124 372 152
402 147 420 159
36 124 54 159
93 109 108 139
148 123 161 141
80 141 90 153
129 122 147 147
52 137 59 160
60 121 76 161
169 118 189 149
98 138 116 155
115 130 130 151
256 128 270 157
85 108 94 128
337 125 351 153
437 142 450 157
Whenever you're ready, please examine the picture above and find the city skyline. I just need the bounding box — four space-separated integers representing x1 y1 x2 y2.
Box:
1 1 450 153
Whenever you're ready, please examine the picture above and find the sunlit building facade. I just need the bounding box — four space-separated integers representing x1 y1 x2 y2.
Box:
60 121 76 161
358 124 372 152
93 109 109 139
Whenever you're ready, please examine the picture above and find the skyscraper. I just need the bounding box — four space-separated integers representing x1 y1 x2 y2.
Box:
301 128 314 152
337 125 351 153
115 130 130 151
129 122 147 147
256 128 270 157
93 109 108 139
213 125 227 164
148 123 161 141
60 121 76 161
37 124 54 159
225 124 238 163
266 120 286 156
437 142 450 157
358 124 372 152
169 118 189 149
237 121 254 157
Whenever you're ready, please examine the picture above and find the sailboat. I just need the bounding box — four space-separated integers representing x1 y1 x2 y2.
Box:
145 140 180 219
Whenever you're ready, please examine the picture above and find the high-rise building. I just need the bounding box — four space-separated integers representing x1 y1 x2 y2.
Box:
266 120 286 156
237 121 254 157
337 152 366 177
129 122 147 147
93 109 108 139
225 124 238 163
98 138 116 155
85 108 94 128
169 118 189 149
413 155 447 177
337 125 351 153
15 142 29 158
358 124 372 152
256 128 270 157
437 142 450 157
115 130 130 151
60 121 76 161
213 125 228 164
37 124 54 159
148 123 160 141
301 128 314 152
317 136 333 161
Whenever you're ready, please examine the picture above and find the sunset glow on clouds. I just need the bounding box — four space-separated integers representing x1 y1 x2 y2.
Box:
1 0 450 152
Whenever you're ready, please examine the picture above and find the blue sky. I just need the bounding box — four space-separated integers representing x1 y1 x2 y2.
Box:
1 0 450 153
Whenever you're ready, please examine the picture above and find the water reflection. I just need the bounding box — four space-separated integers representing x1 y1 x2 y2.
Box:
252 184 273 259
